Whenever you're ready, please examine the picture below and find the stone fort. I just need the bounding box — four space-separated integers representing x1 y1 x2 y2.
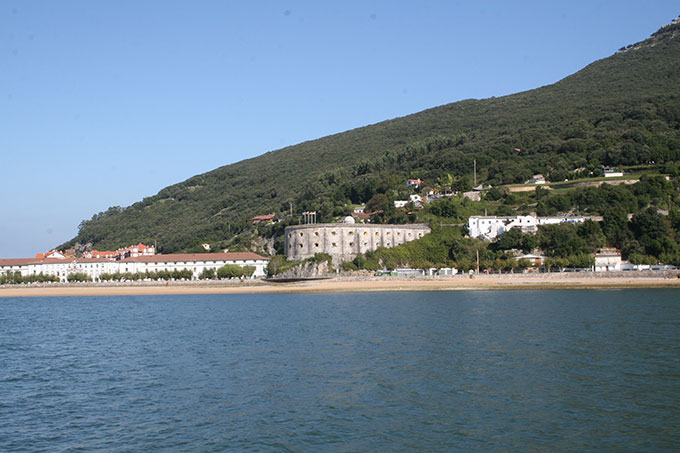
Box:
284 218 431 264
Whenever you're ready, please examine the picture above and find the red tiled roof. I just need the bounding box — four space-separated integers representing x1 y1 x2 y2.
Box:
67 258 115 263
0 258 36 266
120 252 270 263
90 250 116 256
0 257 112 266
251 213 276 221
352 210 384 220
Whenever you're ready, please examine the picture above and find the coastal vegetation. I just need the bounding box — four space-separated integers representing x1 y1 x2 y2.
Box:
60 21 680 269
0 272 59 284
96 264 257 282
266 253 332 277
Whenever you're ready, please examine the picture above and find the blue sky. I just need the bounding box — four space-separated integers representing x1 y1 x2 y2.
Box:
1 1 678 258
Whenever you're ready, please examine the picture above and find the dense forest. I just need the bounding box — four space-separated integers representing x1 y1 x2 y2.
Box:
62 20 680 266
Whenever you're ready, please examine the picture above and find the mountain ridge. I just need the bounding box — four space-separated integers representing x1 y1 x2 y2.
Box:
63 20 680 253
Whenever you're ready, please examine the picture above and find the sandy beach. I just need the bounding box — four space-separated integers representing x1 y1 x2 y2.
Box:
1 273 679 297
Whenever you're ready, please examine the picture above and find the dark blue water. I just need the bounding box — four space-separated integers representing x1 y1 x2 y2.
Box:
1 290 678 451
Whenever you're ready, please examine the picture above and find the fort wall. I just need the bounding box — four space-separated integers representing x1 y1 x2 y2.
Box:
284 223 431 264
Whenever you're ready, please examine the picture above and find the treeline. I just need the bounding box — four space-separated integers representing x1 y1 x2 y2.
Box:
100 265 256 282
0 272 59 284
0 265 259 285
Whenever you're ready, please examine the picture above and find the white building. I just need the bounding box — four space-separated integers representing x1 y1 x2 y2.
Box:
594 248 622 272
468 215 586 240
428 267 458 276
119 253 269 279
538 216 586 226
526 174 546 185
603 167 624 177
0 252 270 282
515 254 546 265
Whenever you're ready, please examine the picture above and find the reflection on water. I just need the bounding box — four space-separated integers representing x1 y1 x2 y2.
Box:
1 290 678 450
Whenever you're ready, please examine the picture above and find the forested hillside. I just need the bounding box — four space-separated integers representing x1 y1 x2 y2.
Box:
63 21 680 254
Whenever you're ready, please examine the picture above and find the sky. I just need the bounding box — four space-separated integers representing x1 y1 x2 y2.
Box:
1 1 678 258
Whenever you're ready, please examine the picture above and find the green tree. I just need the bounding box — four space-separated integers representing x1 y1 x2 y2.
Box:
538 224 589 258
217 264 244 279
577 220 606 249
492 228 523 251
67 272 91 282
199 268 216 279
365 193 391 213
242 266 256 278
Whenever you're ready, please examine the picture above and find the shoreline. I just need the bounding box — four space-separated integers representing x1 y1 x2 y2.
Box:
1 273 680 297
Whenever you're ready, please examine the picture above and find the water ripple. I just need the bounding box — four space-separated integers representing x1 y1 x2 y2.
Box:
0 290 679 451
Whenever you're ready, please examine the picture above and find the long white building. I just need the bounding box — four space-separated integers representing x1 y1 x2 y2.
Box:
468 215 586 240
0 252 270 282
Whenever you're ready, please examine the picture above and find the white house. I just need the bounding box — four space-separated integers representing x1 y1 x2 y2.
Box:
515 254 545 265
526 174 546 185
467 215 540 240
603 167 624 177
538 216 585 226
468 215 586 240
594 248 622 272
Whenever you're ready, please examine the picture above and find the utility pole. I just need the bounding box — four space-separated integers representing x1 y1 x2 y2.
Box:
476 248 480 274
473 159 477 187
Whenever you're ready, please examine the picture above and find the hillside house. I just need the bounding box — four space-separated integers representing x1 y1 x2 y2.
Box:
117 243 155 259
85 249 117 259
515 254 545 265
351 210 382 223
39 250 66 259
594 247 622 272
468 215 586 240
251 213 276 224
603 167 624 177
406 178 422 188
527 174 546 185
409 194 422 206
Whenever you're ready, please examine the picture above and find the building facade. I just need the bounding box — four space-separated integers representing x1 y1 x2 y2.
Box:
467 215 586 240
594 247 622 272
284 220 431 264
0 252 270 282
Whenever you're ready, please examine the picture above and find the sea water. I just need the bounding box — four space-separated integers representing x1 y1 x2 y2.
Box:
1 290 678 451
